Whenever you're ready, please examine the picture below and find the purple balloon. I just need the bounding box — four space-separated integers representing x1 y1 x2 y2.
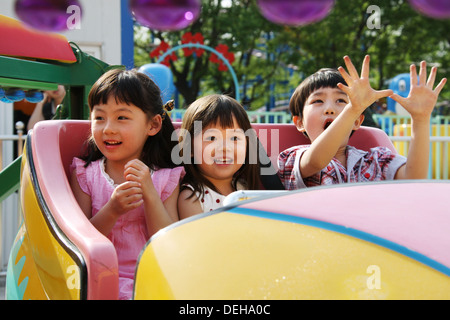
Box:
130 0 201 31
408 0 450 19
257 0 334 26
15 0 82 32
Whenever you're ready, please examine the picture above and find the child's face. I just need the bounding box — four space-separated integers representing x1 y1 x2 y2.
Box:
295 87 361 142
193 115 247 184
91 96 160 165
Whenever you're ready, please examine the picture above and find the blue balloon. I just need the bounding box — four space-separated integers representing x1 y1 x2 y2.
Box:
5 89 26 102
25 91 45 103
1 97 13 103
138 63 175 104
387 73 410 115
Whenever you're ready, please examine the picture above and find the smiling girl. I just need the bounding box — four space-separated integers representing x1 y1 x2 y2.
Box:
177 94 260 218
69 69 184 299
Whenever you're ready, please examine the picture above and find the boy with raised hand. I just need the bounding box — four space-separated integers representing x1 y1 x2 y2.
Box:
278 55 446 189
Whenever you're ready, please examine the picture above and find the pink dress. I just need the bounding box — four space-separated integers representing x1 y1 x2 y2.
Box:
71 157 184 300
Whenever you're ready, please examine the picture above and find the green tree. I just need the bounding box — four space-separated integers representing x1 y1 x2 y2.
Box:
135 0 291 108
134 0 449 109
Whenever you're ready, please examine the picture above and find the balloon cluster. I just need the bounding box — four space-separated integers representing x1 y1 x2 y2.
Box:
0 88 44 104
13 0 450 32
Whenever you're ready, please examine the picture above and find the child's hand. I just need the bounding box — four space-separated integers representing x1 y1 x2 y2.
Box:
124 159 155 197
390 61 447 121
109 181 143 216
337 55 393 114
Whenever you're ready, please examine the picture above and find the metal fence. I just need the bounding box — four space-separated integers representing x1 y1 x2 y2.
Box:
169 108 291 124
0 130 24 272
373 115 450 180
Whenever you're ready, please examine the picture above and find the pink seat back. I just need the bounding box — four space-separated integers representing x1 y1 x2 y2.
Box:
173 122 396 171
251 123 397 170
31 120 118 299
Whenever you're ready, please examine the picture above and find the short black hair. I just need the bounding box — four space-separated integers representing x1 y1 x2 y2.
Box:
289 68 346 118
84 68 178 170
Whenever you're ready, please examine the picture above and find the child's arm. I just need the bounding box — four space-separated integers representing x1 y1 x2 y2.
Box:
70 169 92 218
27 93 47 131
300 55 393 177
70 169 143 236
124 159 179 237
177 188 204 219
390 61 447 179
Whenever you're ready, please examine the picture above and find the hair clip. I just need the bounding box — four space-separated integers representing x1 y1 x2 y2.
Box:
163 99 174 112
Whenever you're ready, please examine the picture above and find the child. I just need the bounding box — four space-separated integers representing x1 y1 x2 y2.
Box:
278 55 446 189
177 94 260 219
69 69 184 299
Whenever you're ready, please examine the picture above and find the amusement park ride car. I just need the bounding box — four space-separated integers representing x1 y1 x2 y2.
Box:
0 14 448 300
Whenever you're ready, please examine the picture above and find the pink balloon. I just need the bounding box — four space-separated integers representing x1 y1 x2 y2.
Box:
257 0 334 26
408 0 450 19
15 0 82 32
129 0 201 31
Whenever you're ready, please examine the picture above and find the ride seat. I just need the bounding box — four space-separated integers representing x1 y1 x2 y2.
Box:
30 119 118 299
28 120 396 298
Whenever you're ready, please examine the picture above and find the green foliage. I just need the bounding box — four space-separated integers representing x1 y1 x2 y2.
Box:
133 0 449 111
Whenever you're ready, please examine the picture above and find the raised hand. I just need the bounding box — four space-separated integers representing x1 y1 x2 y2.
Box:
337 55 393 114
390 61 447 120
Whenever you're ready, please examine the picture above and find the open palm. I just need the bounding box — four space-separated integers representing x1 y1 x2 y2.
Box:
337 55 393 114
390 61 447 119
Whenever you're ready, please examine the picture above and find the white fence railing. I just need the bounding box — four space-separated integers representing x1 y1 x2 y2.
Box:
374 115 450 180
0 132 24 273
169 109 291 124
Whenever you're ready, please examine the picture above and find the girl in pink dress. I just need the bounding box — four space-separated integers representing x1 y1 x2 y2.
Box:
70 69 184 299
